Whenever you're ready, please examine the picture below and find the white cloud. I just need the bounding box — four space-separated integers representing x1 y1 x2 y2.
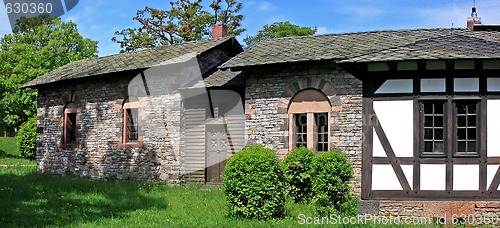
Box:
258 2 276 11
315 26 335 35
341 5 385 20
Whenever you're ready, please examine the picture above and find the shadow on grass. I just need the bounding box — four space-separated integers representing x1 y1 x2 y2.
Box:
0 150 19 159
0 167 168 227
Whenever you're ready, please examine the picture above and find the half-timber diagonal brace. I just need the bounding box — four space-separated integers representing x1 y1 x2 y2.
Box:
372 111 412 191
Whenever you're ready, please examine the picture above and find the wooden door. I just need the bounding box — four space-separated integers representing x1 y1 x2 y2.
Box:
206 124 228 183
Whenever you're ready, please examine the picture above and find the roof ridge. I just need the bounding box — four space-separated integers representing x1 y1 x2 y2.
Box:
338 33 454 63
259 28 463 43
78 37 234 62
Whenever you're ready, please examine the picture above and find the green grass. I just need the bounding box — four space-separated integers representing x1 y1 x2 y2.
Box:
0 137 18 156
0 137 36 165
0 166 317 227
0 166 441 227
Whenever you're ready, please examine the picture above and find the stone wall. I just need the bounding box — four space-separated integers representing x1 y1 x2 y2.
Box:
359 200 500 225
36 72 180 182
36 47 232 182
245 64 363 195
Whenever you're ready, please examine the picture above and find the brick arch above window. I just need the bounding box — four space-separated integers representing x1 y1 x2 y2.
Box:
281 78 337 98
288 89 331 114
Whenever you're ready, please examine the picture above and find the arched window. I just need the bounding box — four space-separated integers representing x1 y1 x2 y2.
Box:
63 102 77 145
123 97 139 143
288 89 331 151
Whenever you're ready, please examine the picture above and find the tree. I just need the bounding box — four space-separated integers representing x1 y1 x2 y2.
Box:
0 14 98 134
112 0 245 52
243 21 317 47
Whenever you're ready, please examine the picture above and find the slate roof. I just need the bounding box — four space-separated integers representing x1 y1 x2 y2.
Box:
222 28 500 68
23 37 237 88
189 69 245 88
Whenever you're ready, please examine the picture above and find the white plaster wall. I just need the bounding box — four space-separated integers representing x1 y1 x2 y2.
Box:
420 164 446 190
372 164 402 190
488 100 500 157
487 165 500 190
453 165 479 190
372 164 413 190
373 100 413 157
373 129 386 157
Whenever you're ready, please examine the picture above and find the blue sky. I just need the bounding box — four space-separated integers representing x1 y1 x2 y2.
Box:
1 0 500 56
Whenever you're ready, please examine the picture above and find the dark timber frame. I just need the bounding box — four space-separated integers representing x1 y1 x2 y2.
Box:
353 59 500 200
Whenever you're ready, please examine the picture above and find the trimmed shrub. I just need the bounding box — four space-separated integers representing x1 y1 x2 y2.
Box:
282 146 315 203
17 116 37 160
311 150 353 215
223 144 285 219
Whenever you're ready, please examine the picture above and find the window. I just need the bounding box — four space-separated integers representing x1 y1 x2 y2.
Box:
294 113 307 148
315 113 329 151
63 102 77 145
422 102 445 156
455 101 478 156
289 89 331 152
125 108 139 142
122 98 140 144
420 99 480 157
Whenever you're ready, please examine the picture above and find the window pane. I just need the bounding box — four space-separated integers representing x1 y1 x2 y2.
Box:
315 113 328 152
468 141 477 152
468 116 476 126
468 104 477 114
424 142 433 152
66 113 77 143
457 104 467 114
457 128 466 140
458 116 466 127
435 116 443 127
435 129 443 140
375 79 413 94
295 114 308 148
424 116 433 127
487 78 500 92
421 78 446 92
424 103 433 114
458 141 466 152
468 128 476 140
454 78 479 92
434 142 444 152
425 129 433 139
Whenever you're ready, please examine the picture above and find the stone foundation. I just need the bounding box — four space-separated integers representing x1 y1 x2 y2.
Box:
359 200 500 225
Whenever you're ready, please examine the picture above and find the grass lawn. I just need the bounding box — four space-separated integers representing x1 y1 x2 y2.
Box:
0 137 36 166
0 166 325 227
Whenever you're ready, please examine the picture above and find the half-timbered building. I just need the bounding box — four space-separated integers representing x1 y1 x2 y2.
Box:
24 10 500 218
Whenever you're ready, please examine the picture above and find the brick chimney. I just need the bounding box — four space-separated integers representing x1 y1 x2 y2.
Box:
467 6 482 29
212 25 228 39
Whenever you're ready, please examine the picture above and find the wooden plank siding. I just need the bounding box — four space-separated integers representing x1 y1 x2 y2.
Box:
224 114 246 156
183 108 206 182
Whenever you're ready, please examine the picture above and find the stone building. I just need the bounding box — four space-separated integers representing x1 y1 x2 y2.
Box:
23 11 500 220
23 34 245 183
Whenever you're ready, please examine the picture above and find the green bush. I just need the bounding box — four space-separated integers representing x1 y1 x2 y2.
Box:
310 150 353 215
223 144 285 220
16 116 37 160
282 146 315 203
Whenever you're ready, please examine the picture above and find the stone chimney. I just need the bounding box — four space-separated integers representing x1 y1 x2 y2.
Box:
467 6 482 29
212 25 228 39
